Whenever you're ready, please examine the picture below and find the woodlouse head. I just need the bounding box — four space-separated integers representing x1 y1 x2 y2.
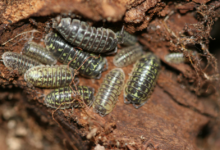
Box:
22 41 31 53
1 52 12 70
57 17 71 29
52 15 62 28
44 32 52 43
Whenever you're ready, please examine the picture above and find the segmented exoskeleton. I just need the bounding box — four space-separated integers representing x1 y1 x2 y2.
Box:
1 52 43 74
124 53 160 108
45 85 95 109
22 41 57 65
164 52 196 64
44 32 108 79
24 65 78 88
113 45 143 67
116 27 138 46
53 17 118 53
93 68 125 117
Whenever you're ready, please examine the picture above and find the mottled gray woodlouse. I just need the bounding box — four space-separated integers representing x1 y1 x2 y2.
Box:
22 41 57 65
53 17 118 53
24 65 79 88
116 27 138 46
113 45 143 67
124 52 161 108
1 51 43 74
44 32 108 79
164 52 196 64
45 85 95 109
93 68 125 117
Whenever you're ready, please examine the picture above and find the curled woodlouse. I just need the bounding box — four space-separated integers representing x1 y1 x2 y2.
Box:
22 41 57 65
1 52 43 74
24 65 79 88
52 17 118 53
116 27 138 46
164 52 196 64
45 32 108 79
45 85 95 109
124 53 160 108
93 68 125 117
113 45 143 67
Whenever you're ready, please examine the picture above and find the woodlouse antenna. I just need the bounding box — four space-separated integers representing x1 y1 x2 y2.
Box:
2 29 41 46
52 109 78 150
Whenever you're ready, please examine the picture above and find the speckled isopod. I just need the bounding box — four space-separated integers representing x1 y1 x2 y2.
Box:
164 52 196 64
44 32 107 79
24 65 78 88
1 51 43 74
53 17 118 53
113 45 143 67
22 41 57 65
93 68 125 117
124 52 161 108
45 85 95 109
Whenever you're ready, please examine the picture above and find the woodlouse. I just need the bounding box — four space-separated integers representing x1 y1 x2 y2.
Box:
1 51 43 74
113 45 143 67
124 53 161 108
45 85 95 109
24 65 78 88
53 17 118 53
93 68 125 117
22 41 57 65
164 52 196 64
44 32 107 79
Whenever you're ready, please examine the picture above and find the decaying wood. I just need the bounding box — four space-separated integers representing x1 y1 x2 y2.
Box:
0 0 220 150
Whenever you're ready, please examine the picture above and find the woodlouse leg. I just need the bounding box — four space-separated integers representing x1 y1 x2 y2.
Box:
74 78 80 85
132 100 148 109
26 82 34 88
94 73 102 80
98 111 106 117
123 95 130 104
89 96 95 107
37 93 45 100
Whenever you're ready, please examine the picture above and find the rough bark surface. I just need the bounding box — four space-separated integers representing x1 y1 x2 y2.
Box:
0 0 220 150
